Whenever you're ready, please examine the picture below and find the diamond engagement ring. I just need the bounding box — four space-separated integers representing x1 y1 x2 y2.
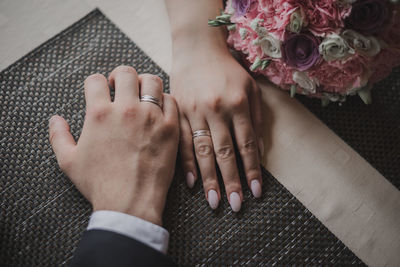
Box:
140 95 163 109
192 130 211 139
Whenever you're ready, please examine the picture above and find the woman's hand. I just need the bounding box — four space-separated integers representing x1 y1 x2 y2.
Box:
171 47 264 212
49 66 179 226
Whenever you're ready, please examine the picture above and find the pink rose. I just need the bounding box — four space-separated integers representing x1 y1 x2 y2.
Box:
259 60 295 90
299 0 351 37
258 0 298 40
246 0 260 19
308 56 370 93
227 23 262 63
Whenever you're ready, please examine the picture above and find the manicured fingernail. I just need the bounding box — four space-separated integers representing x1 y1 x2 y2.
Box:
186 172 195 188
258 137 264 157
251 179 262 198
207 190 219 210
229 192 241 212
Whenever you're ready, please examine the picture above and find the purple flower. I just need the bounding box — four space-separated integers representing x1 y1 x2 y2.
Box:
345 0 389 35
232 0 251 17
282 33 320 71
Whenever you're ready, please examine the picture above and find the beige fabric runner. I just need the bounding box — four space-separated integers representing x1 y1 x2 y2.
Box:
258 78 400 267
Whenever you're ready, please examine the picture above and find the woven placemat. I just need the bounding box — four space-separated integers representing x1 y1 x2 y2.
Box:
1 9 398 266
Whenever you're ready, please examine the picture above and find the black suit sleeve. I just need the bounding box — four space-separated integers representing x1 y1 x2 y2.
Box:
69 229 177 267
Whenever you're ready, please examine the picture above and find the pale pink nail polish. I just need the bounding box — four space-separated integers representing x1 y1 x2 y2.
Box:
229 192 241 212
207 190 219 210
186 172 195 188
251 179 262 198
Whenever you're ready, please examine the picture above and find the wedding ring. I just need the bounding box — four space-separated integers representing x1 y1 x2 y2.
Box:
192 130 211 139
140 95 163 109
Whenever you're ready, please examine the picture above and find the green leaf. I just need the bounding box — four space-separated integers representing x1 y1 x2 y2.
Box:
250 58 271 71
290 85 296 98
227 24 236 31
261 59 271 70
216 14 231 21
250 57 262 71
208 19 234 27
321 97 330 107
208 12 233 27
357 86 372 105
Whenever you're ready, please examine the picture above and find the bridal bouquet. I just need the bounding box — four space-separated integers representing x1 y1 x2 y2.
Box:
209 0 400 104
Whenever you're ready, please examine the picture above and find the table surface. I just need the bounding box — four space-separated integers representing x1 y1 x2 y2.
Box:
0 0 172 72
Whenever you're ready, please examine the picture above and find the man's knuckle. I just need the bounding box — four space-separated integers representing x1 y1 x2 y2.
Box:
183 100 197 113
121 105 138 119
206 96 223 112
85 73 106 83
141 73 163 85
87 106 110 122
143 110 159 126
114 65 137 75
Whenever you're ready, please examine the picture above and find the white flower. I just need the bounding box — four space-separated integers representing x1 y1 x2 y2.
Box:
287 9 305 33
292 71 319 94
239 28 248 40
250 18 268 37
341 30 381 57
226 0 235 13
253 34 282 58
319 33 355 61
250 18 263 31
250 18 281 58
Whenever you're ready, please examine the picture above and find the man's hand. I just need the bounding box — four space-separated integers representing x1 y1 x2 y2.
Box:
49 66 179 226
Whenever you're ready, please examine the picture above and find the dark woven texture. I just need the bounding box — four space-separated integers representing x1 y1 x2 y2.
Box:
0 9 398 266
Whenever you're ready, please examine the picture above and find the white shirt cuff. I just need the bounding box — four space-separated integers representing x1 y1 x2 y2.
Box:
87 210 169 254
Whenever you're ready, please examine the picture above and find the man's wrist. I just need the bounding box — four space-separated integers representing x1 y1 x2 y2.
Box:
93 206 163 226
92 195 164 226
126 206 163 227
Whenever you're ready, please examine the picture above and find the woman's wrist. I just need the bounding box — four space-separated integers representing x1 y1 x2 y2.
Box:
166 0 228 66
171 28 228 57
171 34 231 74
